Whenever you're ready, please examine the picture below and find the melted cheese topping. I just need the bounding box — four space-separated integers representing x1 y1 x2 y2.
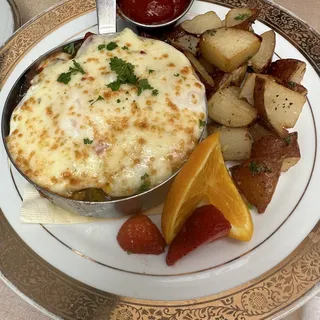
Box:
7 29 206 198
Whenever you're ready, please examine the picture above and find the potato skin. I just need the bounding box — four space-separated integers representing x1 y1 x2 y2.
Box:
274 78 308 96
268 59 306 83
231 157 282 213
251 132 300 172
254 76 306 138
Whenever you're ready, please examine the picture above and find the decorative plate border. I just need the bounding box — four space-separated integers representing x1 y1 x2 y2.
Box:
0 0 319 319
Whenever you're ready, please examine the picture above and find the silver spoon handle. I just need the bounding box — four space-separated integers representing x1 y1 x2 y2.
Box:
96 0 117 35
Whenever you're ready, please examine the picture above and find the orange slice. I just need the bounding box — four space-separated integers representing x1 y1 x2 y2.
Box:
161 132 253 245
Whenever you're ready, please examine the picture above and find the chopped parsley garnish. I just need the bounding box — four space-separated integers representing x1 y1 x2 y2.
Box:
148 69 155 74
174 73 180 77
199 119 206 128
98 42 118 51
83 138 93 144
57 60 85 84
248 161 272 176
139 173 151 192
107 80 121 91
234 13 250 21
208 30 216 36
110 57 138 85
288 81 296 88
88 99 94 103
117 99 121 103
106 42 118 50
57 72 72 84
283 136 292 145
90 95 105 105
137 79 153 96
122 45 129 50
127 251 132 255
69 60 85 74
247 202 254 210
152 89 159 96
63 43 75 55
107 57 158 95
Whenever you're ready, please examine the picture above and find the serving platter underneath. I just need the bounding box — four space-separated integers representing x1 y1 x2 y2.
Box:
0 0 319 319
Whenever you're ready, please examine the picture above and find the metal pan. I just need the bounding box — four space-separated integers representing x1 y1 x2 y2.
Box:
1 0 206 218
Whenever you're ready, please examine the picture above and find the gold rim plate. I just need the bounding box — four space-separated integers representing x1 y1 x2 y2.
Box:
0 0 319 319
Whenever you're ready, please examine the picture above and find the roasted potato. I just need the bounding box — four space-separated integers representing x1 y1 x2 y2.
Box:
197 57 233 95
181 11 223 35
251 132 300 172
231 157 282 213
239 73 273 105
275 79 308 96
231 63 248 86
207 124 252 160
200 28 262 72
183 51 215 90
165 26 200 55
249 121 275 142
249 30 276 73
211 72 233 93
225 7 260 30
254 76 306 137
208 86 257 127
268 59 306 83
198 56 217 74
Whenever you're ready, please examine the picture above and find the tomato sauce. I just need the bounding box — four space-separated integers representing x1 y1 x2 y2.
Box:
119 0 191 25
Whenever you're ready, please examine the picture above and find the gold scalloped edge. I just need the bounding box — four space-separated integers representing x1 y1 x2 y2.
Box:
0 0 319 319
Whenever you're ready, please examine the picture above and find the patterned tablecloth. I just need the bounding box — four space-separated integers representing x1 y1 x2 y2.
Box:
0 0 319 319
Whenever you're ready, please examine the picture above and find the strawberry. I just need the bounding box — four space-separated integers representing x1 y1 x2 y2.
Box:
166 205 231 266
117 214 166 255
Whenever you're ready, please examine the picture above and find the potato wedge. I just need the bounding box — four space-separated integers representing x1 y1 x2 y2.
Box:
208 86 257 127
208 125 252 160
231 63 248 86
239 73 274 105
181 11 223 35
200 28 261 72
268 59 306 83
197 57 233 95
212 72 233 92
249 30 276 73
231 157 282 213
249 121 275 142
198 56 217 74
183 51 215 89
251 132 300 172
254 76 306 137
225 7 260 30
275 79 308 96
165 26 200 55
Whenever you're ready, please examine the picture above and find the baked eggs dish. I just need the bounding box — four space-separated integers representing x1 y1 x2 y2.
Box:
6 29 206 199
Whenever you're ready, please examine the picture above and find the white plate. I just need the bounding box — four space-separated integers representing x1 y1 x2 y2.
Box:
0 0 319 305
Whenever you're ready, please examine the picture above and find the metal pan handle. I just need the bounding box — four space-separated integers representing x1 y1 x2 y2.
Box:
96 0 117 35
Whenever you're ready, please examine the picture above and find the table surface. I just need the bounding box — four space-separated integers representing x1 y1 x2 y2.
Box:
1 0 319 319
